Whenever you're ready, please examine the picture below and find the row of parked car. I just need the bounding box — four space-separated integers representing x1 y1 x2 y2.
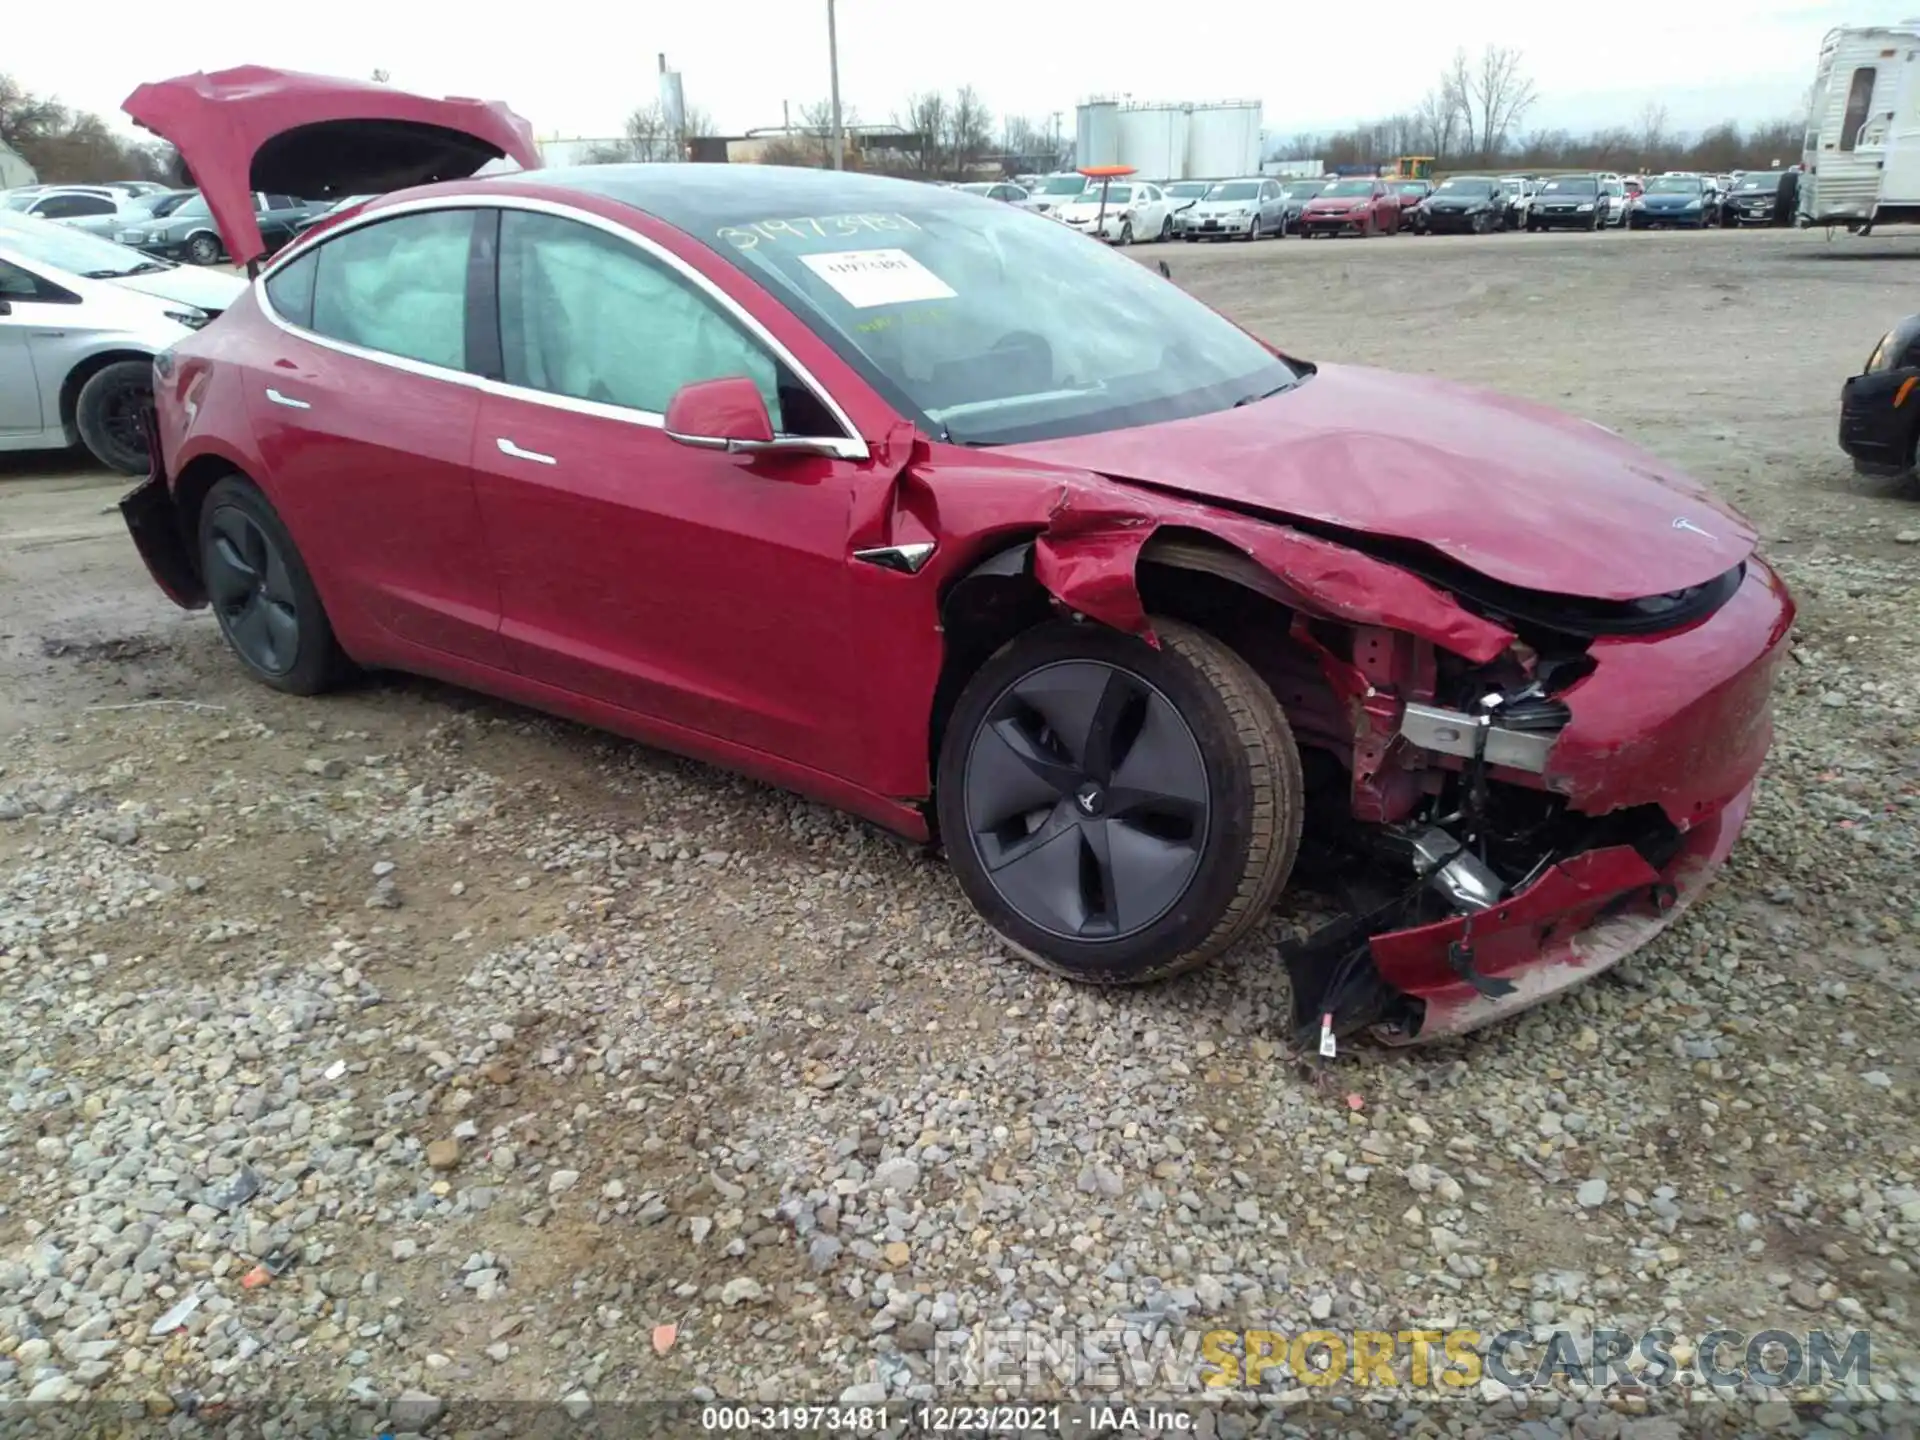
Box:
950 167 1804 243
0 182 365 265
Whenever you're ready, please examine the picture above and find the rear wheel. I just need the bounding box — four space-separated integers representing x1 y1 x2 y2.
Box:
74 360 153 475
1159 215 1173 241
936 618 1302 984
198 476 347 695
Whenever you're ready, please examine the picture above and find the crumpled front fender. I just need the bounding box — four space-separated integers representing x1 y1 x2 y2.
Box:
1031 487 1515 663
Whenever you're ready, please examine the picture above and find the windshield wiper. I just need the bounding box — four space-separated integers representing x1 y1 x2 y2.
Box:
1234 381 1294 408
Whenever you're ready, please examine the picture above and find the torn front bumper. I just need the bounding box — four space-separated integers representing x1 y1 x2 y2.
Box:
118 404 205 610
1364 781 1749 1043
1839 368 1920 478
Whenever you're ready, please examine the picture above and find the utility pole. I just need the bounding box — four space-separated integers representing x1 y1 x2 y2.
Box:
827 0 845 169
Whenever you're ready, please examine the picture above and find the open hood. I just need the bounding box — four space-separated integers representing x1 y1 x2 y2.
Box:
122 66 541 268
1000 363 1756 602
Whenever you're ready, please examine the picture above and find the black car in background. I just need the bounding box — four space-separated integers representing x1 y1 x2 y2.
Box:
1527 174 1610 230
1277 179 1329 231
1840 314 1920 479
126 191 320 265
1414 176 1506 234
1721 171 1800 227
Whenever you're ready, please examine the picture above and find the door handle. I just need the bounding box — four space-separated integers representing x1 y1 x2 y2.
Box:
496 437 556 465
32 331 68 339
265 387 310 409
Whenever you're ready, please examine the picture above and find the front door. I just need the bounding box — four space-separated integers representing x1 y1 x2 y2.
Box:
0 260 53 438
470 207 865 778
240 207 508 668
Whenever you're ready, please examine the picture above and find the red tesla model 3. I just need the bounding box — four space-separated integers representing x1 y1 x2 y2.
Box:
118 68 1794 1046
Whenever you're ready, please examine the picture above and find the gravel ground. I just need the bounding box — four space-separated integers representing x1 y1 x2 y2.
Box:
1 226 1918 1435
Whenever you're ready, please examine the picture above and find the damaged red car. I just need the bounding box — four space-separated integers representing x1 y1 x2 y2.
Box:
119 68 1795 1046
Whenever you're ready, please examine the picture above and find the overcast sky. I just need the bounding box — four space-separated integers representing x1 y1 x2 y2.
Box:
16 0 1920 146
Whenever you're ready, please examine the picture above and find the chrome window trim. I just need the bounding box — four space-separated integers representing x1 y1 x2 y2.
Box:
253 193 871 462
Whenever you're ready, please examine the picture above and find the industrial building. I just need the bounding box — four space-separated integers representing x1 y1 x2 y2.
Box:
1075 99 1263 181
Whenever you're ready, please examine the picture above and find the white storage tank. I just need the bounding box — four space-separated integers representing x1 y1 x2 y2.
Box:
1076 100 1120 169
1187 101 1263 180
1115 104 1190 181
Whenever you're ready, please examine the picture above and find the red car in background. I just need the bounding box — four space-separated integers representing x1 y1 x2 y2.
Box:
1386 178 1433 222
1298 177 1404 237
118 68 1792 1049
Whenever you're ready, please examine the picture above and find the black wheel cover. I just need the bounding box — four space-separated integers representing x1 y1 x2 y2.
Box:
205 507 300 675
94 378 147 471
962 660 1209 941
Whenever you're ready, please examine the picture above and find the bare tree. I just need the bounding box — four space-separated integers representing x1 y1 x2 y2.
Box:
1637 101 1670 163
0 73 66 153
897 91 948 176
1413 86 1462 161
0 72 171 183
1470 45 1537 161
947 86 994 177
1442 49 1476 158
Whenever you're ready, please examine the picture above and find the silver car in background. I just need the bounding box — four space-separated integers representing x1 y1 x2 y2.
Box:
1163 180 1213 236
0 215 244 473
1181 176 1288 240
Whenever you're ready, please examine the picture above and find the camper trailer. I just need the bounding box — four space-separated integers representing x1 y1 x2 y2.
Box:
1801 22 1920 232
0 138 36 191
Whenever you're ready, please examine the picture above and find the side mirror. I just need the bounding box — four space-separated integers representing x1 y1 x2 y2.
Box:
663 376 840 458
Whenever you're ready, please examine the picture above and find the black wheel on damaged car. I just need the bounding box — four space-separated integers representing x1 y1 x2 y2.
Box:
198 476 348 695
936 618 1303 984
75 360 156 475
187 233 222 265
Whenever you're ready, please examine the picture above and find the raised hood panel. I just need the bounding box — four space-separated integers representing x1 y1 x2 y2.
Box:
122 66 542 267
1000 363 1756 601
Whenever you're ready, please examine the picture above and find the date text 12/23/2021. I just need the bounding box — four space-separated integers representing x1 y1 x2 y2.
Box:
695 1402 1197 1432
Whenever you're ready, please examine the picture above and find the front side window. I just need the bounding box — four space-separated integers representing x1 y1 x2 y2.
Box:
497 209 790 426
309 209 473 370
0 258 70 301
1841 67 1877 150
36 195 115 218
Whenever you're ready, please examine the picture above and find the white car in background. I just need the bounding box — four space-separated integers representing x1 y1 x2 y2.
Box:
1051 182 1174 244
955 181 1030 204
0 213 245 473
1018 173 1095 216
1162 180 1213 235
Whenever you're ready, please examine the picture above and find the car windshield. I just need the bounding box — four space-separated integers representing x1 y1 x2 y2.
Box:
957 183 995 195
1540 177 1597 195
1081 185 1132 203
1206 182 1260 200
1500 179 1524 194
1319 180 1376 197
168 196 212 219
1645 177 1701 194
709 200 1299 446
1037 176 1091 196
1166 182 1210 197
1390 182 1426 193
1436 178 1496 196
1736 173 1784 192
1282 182 1327 199
0 213 171 277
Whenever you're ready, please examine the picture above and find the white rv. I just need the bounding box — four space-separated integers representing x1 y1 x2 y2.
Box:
1801 22 1920 232
0 138 35 191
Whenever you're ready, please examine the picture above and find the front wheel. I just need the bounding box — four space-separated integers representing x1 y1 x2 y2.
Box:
198 476 349 695
75 360 154 475
1159 216 1173 241
186 233 222 265
1116 220 1134 246
936 618 1303 984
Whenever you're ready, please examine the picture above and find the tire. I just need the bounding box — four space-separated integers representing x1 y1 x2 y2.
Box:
1472 212 1490 235
936 617 1303 984
1159 216 1173 241
197 476 348 695
1244 217 1258 242
1117 221 1134 246
74 360 154 476
186 232 222 265
1360 215 1376 238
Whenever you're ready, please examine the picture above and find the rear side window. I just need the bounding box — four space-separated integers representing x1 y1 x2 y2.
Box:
309 210 473 370
265 250 317 328
36 195 115 218
1841 67 1877 150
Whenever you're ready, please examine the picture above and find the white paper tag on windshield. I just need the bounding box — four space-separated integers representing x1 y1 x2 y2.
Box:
800 248 956 308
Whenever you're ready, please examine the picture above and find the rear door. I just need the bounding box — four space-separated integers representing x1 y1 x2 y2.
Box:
244 206 508 668
0 259 55 437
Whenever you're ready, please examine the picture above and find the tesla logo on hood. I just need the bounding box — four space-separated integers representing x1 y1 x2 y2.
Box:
1672 517 1716 540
